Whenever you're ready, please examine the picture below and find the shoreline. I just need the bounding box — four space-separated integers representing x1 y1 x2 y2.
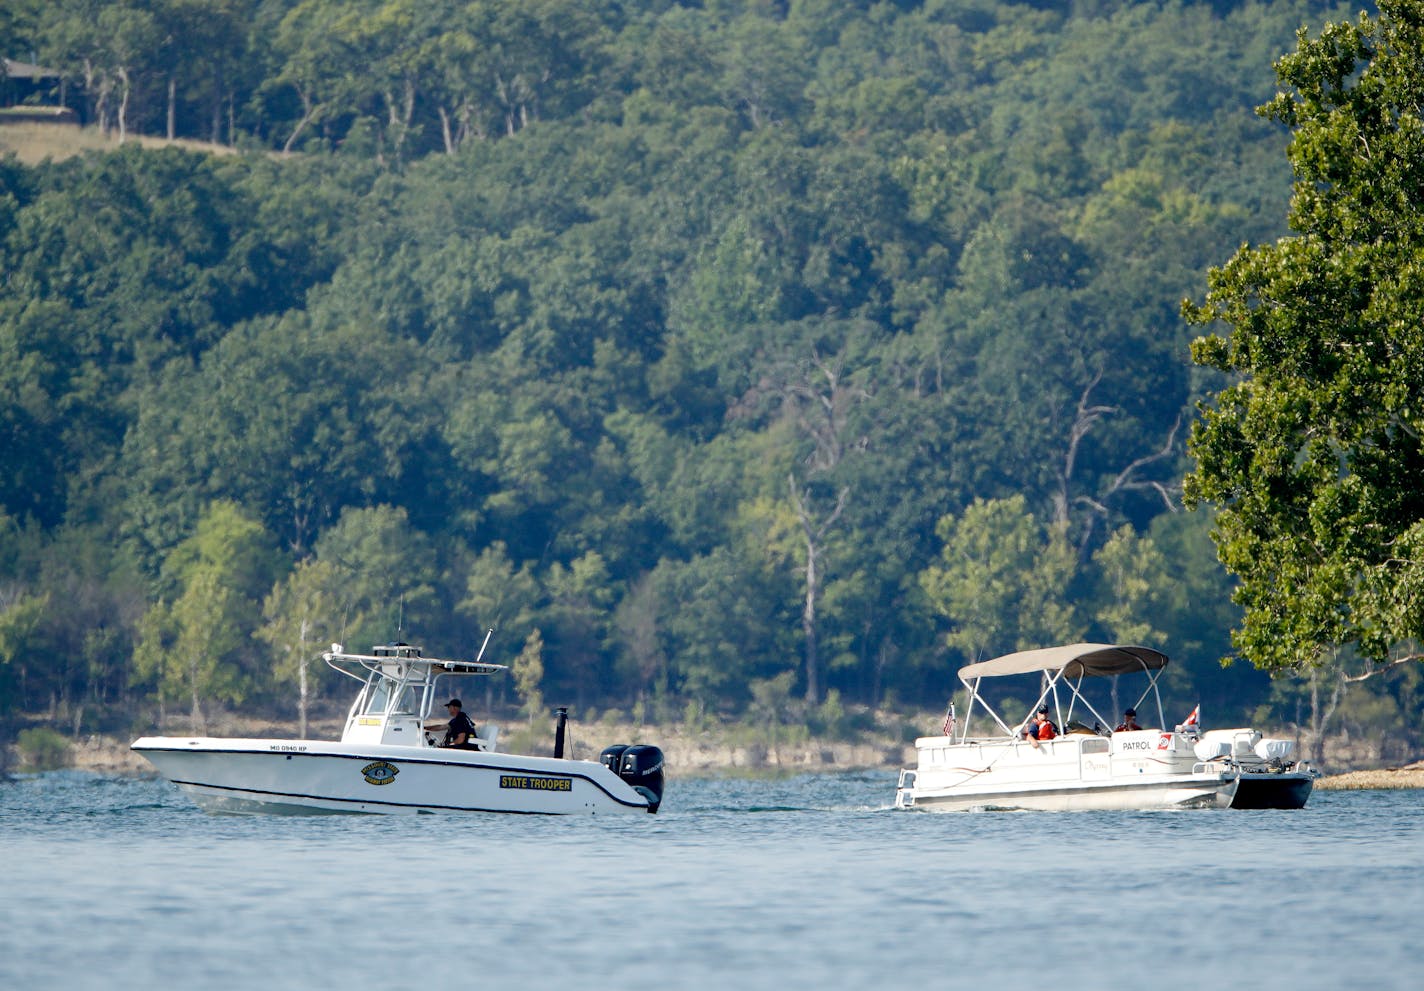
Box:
11 716 1424 789
56 732 915 778
1313 761 1424 791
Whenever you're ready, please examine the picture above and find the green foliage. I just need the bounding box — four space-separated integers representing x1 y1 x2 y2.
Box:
0 590 48 673
133 502 277 731
511 629 546 723
257 556 342 734
311 505 437 645
4 0 1389 743
919 496 1082 664
1186 0 1424 678
15 726 71 771
1091 525 1166 647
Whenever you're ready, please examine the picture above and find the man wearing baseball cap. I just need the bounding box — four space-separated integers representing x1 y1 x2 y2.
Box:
425 698 479 749
1021 704 1058 746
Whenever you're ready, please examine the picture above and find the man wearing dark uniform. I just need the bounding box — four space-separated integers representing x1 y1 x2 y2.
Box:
427 698 479 749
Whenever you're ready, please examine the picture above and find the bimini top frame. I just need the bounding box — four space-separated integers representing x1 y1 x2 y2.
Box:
322 632 508 725
954 643 1170 741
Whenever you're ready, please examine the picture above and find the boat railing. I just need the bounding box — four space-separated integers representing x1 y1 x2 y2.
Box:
894 769 917 808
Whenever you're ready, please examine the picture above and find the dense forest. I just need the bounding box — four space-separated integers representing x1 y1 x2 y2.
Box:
3 0 1419 757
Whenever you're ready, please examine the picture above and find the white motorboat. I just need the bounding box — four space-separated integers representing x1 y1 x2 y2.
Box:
894 643 1313 812
132 640 664 816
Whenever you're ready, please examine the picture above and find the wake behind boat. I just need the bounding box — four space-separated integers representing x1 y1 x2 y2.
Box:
132 640 665 816
894 643 1315 812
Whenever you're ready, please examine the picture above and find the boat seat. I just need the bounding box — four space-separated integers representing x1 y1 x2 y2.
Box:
477 724 499 752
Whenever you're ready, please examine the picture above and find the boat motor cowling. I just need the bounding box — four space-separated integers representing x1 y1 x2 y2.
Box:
620 744 665 813
600 744 630 777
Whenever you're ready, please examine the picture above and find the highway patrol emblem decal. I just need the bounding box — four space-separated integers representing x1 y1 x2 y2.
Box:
361 760 400 785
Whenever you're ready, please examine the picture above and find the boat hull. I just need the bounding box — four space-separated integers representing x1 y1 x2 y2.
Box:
900 774 1237 812
1229 771 1314 810
895 733 1239 812
131 737 656 816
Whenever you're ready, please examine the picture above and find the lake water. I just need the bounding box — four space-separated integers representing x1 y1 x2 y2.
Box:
1 769 1419 990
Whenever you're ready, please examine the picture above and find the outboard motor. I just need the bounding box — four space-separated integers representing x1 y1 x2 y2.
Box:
619 744 665 813
599 744 630 778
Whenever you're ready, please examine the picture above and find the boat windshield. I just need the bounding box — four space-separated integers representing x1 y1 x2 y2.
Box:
361 678 393 716
359 678 423 716
391 684 420 714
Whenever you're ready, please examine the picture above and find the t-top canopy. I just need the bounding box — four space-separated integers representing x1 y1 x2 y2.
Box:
323 643 508 677
958 643 1169 681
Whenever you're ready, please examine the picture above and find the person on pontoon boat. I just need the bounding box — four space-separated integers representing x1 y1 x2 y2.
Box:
1021 705 1058 745
1115 708 1143 732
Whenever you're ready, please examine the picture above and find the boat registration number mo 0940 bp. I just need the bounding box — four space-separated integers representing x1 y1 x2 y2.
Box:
500 775 572 792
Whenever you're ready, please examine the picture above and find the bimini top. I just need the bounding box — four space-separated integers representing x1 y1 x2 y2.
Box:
958 643 1169 681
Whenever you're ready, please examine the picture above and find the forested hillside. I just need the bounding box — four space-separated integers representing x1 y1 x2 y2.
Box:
3 1 1416 754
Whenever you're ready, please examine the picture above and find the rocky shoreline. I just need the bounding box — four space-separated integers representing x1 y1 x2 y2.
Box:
1314 761 1424 790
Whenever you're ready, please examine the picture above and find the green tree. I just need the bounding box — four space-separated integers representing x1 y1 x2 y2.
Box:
1090 525 1166 648
0 588 48 716
1185 0 1424 679
311 505 437 648
511 628 545 725
135 502 277 732
258 557 342 737
543 551 616 709
920 496 1081 664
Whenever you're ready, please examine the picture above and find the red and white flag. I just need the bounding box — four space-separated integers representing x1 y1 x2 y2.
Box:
1181 704 1200 727
942 703 956 737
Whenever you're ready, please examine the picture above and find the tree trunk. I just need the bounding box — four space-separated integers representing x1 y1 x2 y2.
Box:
283 86 316 154
188 661 205 736
117 67 131 142
1307 666 1344 766
801 524 821 705
298 617 311 739
438 106 455 154
298 649 309 740
167 75 176 140
789 477 848 705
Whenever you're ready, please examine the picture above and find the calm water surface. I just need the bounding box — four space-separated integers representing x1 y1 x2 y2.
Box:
2 770 1419 990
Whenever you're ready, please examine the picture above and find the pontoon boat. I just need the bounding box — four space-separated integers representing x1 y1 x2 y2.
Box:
894 643 1314 812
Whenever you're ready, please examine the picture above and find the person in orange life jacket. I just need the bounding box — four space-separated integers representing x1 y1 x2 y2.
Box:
1115 707 1143 732
425 699 479 749
1021 705 1057 745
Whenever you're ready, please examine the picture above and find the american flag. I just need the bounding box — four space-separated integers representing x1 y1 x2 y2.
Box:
942 703 956 737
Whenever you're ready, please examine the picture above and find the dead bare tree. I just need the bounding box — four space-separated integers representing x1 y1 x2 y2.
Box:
1054 369 1182 555
788 476 848 705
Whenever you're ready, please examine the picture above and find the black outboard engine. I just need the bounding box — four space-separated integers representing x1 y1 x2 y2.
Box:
599 744 630 778
619 744 665 813
599 743 664 812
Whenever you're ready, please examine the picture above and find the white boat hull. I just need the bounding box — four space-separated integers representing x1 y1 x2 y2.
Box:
131 737 657 816
899 774 1238 812
895 732 1239 812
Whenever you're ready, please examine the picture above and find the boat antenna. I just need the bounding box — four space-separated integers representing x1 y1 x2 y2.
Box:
474 627 494 663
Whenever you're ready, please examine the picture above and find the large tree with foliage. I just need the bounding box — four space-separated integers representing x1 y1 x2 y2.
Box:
1185 0 1424 677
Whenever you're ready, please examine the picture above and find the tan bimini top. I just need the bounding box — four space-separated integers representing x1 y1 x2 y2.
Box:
958 643 1169 681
